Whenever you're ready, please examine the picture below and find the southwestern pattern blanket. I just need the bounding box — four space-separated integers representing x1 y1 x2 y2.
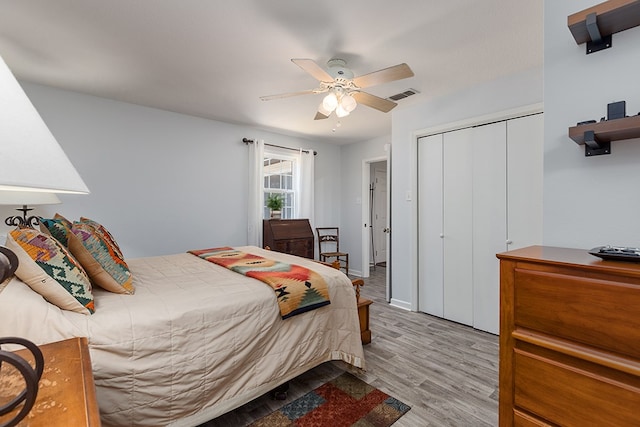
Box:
189 247 331 319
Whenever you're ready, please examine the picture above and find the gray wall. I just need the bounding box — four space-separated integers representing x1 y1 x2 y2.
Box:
543 1 640 248
0 83 342 258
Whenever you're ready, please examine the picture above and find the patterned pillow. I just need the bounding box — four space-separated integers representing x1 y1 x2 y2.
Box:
5 228 94 314
54 213 72 228
69 222 134 294
39 213 74 247
40 217 71 247
79 217 125 260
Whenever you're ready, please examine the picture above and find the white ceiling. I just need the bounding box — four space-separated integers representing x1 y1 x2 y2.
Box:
0 0 543 145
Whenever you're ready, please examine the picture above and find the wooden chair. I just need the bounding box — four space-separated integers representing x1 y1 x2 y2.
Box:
316 227 349 275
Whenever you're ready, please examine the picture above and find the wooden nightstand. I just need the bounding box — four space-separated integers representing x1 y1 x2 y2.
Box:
351 278 372 345
357 298 373 345
0 337 101 426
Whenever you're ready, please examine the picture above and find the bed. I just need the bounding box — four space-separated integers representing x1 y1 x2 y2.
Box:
0 245 365 427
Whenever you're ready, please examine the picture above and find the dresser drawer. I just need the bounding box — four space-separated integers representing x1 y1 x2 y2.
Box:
514 349 640 427
514 410 553 427
514 268 640 359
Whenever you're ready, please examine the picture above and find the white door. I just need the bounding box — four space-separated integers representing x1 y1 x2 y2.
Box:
507 114 544 250
373 167 388 264
418 134 444 317
472 122 507 334
443 127 474 326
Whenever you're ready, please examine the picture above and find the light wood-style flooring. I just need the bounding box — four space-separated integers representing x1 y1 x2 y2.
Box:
203 266 499 426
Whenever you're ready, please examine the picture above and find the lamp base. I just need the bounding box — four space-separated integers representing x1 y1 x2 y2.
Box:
4 205 40 229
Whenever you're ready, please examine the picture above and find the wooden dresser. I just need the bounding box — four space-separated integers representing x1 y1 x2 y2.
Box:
263 219 314 259
0 337 101 426
497 246 640 427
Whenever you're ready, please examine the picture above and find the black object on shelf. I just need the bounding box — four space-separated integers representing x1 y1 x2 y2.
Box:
589 245 640 262
577 120 596 125
607 101 626 120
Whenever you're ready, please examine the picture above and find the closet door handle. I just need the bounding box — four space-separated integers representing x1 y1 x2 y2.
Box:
440 234 444 238
506 239 513 245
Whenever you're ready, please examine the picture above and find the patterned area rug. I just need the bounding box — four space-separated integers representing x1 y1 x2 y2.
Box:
250 372 410 427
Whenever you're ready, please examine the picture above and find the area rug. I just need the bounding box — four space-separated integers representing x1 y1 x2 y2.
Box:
249 372 410 427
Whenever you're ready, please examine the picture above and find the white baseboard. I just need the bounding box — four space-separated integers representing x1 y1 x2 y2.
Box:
389 299 412 311
348 269 363 278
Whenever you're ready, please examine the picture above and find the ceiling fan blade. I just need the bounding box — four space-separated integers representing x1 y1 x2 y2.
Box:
292 58 334 82
352 92 398 113
353 63 414 89
260 89 316 101
314 111 330 120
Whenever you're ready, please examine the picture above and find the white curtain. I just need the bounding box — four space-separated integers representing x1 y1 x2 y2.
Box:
295 149 314 226
247 139 264 247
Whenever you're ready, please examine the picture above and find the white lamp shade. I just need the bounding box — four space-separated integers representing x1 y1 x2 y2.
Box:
341 94 357 112
0 54 89 194
335 104 350 118
0 190 61 206
322 92 338 112
317 102 332 117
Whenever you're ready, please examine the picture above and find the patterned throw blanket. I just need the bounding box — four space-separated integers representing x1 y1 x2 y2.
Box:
188 247 330 319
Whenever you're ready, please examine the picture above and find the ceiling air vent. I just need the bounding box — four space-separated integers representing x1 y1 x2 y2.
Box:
388 88 420 101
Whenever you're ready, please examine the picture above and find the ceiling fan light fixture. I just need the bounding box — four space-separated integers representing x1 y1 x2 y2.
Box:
341 94 357 113
335 104 350 118
322 92 338 112
317 102 332 117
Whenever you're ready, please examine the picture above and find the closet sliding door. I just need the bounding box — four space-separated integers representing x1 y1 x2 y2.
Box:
417 112 543 335
472 122 507 334
442 127 474 326
417 127 474 327
507 114 543 250
418 134 444 317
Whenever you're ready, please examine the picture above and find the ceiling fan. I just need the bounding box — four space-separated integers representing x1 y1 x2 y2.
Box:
260 58 414 120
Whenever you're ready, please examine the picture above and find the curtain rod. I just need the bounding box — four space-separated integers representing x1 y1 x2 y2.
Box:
242 138 317 155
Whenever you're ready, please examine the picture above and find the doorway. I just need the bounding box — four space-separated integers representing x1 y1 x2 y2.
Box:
361 156 390 302
371 162 388 267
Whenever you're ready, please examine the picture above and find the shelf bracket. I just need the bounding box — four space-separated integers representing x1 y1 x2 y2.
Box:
584 130 611 156
585 13 612 54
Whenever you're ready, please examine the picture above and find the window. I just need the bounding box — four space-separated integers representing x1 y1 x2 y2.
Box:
263 153 296 219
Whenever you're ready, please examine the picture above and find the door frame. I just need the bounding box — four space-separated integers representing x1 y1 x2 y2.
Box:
361 153 391 301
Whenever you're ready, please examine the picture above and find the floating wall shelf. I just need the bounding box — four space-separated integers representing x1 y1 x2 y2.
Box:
568 0 640 54
569 115 640 156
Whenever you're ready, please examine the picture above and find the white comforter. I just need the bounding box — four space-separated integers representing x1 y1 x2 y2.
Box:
0 246 365 427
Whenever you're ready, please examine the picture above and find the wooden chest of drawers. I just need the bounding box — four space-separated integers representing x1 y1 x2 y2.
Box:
497 246 640 426
263 219 314 259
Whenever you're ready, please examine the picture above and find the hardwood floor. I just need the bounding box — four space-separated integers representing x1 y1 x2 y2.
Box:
203 266 499 426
